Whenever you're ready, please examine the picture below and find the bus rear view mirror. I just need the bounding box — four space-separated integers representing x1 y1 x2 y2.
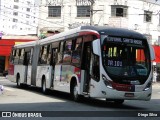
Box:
149 45 155 61
92 39 100 56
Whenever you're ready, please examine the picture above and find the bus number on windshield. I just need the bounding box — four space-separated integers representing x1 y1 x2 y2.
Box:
108 60 122 67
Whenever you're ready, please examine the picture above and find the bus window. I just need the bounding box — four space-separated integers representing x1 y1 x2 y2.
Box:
19 49 25 64
10 49 15 64
51 41 59 65
14 49 20 64
63 40 72 63
39 45 48 64
90 53 100 81
57 41 64 63
24 51 31 65
28 48 33 65
52 48 58 66
47 45 51 64
52 41 59 48
72 37 82 66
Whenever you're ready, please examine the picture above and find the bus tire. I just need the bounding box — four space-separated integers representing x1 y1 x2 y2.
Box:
42 79 47 94
71 81 80 102
16 74 21 88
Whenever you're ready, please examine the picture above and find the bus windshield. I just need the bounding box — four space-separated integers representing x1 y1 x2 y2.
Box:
101 35 151 84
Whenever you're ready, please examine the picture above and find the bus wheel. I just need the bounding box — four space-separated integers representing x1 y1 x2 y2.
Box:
42 79 47 94
71 82 80 102
113 100 124 105
16 76 21 88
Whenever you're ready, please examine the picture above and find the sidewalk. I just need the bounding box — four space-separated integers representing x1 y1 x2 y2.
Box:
152 82 160 89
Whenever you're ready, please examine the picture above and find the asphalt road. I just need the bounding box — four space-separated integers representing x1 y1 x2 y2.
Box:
0 77 160 120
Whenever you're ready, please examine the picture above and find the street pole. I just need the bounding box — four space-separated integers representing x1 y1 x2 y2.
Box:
89 0 95 26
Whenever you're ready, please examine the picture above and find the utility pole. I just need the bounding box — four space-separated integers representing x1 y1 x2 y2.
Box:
89 0 103 26
89 0 95 25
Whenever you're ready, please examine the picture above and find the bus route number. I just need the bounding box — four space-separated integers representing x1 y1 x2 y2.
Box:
108 60 122 67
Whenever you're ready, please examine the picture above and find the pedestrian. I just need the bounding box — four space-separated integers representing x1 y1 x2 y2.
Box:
153 71 157 83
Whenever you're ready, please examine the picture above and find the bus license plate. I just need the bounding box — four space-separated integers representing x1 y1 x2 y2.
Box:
125 93 134 97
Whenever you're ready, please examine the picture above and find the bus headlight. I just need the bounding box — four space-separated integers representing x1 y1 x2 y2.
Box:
102 74 113 89
143 81 152 91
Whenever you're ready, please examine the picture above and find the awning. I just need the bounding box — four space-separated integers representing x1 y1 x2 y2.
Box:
153 45 160 63
0 45 12 56
0 39 34 56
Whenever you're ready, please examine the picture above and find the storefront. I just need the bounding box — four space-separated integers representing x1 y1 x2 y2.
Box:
0 36 37 75
152 45 160 82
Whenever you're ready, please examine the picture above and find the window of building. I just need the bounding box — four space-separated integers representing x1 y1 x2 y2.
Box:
13 12 18 16
26 21 29 25
26 8 30 12
111 5 128 17
26 14 30 18
13 5 19 9
144 11 152 22
77 6 90 17
13 18 18 22
27 1 31 5
14 0 19 2
48 6 61 17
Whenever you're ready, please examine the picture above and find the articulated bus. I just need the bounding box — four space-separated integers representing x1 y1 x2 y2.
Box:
8 26 155 104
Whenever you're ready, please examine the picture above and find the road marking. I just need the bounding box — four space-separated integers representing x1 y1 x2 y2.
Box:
4 87 15 92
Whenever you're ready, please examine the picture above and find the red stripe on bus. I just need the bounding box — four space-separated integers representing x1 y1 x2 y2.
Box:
79 31 100 38
112 82 135 92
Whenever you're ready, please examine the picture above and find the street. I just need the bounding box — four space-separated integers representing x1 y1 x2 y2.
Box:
0 76 160 120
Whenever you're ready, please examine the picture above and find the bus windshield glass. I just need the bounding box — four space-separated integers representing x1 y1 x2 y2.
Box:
101 35 151 84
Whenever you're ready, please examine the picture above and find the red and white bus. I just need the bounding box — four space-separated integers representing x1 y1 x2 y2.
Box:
8 26 155 104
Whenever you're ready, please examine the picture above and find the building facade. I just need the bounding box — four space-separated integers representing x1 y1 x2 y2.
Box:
0 0 39 35
38 0 160 45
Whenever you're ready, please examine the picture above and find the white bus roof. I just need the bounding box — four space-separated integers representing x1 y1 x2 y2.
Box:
39 27 81 45
14 41 37 49
39 26 146 45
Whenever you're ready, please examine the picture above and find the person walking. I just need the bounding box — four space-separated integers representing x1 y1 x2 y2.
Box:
153 71 157 83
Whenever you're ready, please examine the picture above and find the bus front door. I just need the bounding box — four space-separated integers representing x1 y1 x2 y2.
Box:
82 42 91 93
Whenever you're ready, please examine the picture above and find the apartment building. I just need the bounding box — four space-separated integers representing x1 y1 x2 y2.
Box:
39 0 160 45
0 0 39 35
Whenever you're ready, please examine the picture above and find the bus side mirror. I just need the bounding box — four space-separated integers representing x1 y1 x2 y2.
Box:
149 45 155 61
92 39 100 56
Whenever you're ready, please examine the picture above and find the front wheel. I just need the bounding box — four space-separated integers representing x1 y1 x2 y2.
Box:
42 79 47 94
16 76 21 88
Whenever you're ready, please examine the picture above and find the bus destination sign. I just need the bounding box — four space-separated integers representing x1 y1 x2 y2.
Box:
107 37 142 45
